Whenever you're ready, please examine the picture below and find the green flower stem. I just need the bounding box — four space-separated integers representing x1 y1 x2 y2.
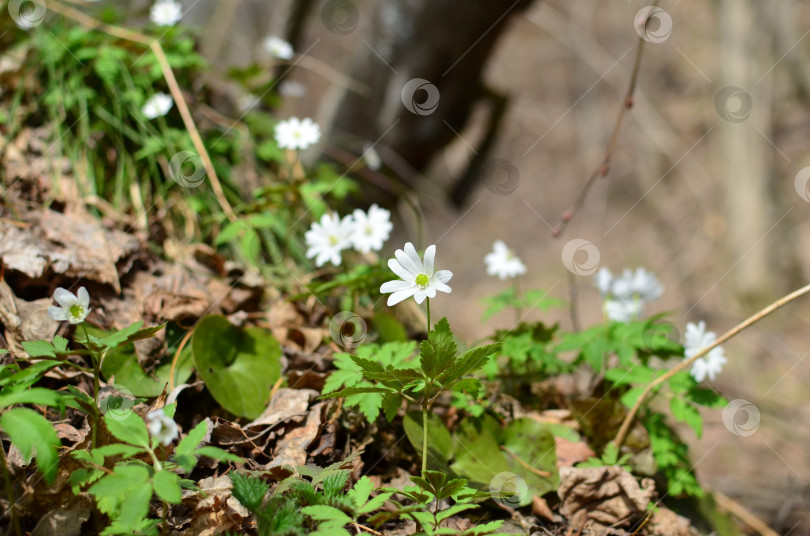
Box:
0 440 22 536
421 403 429 475
82 323 103 449
426 297 431 334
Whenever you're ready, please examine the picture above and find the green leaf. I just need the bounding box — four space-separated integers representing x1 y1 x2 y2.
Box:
191 315 282 419
153 470 182 503
382 392 402 422
420 318 457 379
0 407 61 483
22 339 60 358
670 396 703 437
231 472 270 512
370 313 408 342
403 412 455 471
440 343 499 385
104 411 150 448
320 386 393 398
301 504 352 525
0 387 62 409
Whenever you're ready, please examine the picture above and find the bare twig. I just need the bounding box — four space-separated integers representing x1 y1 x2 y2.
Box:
47 1 238 222
551 1 660 238
713 490 780 536
613 282 810 449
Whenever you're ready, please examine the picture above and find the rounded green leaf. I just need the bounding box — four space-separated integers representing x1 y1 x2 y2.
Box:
191 315 282 419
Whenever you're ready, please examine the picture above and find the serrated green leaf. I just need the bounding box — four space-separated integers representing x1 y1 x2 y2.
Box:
104 411 150 448
1 407 61 483
420 318 457 379
230 472 270 512
22 340 59 358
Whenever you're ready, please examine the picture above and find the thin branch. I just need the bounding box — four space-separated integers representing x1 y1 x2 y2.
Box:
713 491 781 536
551 2 659 238
47 1 238 222
613 282 810 449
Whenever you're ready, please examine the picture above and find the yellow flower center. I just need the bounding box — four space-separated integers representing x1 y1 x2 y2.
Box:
69 304 84 319
329 235 339 246
415 274 429 287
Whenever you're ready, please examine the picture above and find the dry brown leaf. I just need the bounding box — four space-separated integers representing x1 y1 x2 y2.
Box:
557 465 655 530
248 388 319 428
268 401 324 469
30 500 92 536
554 436 595 468
532 495 555 521
186 475 249 536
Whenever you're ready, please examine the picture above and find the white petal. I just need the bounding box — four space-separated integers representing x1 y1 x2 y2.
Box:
432 270 453 284
48 306 67 321
387 288 416 306
53 287 77 308
433 282 452 294
423 286 437 299
77 287 90 308
388 259 415 281
380 280 413 293
423 245 436 275
397 243 423 274
413 290 427 304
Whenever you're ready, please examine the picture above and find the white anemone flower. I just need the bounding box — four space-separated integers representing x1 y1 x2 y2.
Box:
684 321 727 383
595 267 613 298
350 204 392 253
146 409 179 446
594 266 663 322
305 212 354 267
603 299 642 323
263 36 294 60
150 0 182 26
48 287 91 324
142 93 173 119
274 117 321 150
380 243 452 306
484 240 526 280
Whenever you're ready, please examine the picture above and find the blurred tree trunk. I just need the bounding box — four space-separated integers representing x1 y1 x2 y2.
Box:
325 0 535 198
719 0 778 305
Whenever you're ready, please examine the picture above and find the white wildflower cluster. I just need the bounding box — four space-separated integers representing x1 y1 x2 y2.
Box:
594 267 663 322
274 117 321 150
263 36 294 60
305 205 393 267
484 240 526 280
142 93 173 119
380 243 453 306
683 321 727 383
150 0 182 26
146 408 179 446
